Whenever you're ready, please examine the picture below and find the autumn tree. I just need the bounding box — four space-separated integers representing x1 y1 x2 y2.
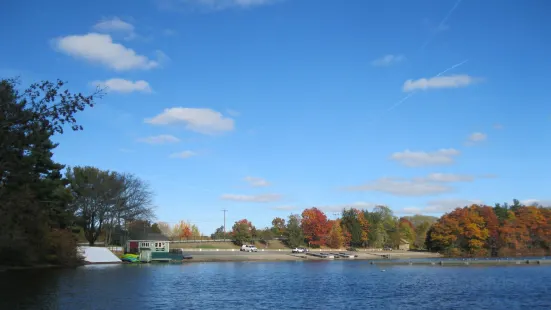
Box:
301 207 329 246
398 218 415 245
271 217 286 236
357 210 370 247
286 214 304 248
232 219 254 246
327 220 345 249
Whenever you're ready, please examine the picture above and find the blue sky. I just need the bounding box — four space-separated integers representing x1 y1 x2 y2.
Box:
2 0 550 234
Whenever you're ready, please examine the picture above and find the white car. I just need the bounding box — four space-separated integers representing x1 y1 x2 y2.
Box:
241 245 258 252
292 247 305 253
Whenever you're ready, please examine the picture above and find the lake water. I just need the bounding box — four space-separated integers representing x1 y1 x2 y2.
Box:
1 261 551 309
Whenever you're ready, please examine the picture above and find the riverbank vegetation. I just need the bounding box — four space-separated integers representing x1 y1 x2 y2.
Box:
426 200 551 257
167 200 551 258
0 79 156 267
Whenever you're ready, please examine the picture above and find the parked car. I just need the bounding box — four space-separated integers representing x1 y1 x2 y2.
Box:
383 247 393 251
300 247 309 253
241 245 258 252
292 247 305 253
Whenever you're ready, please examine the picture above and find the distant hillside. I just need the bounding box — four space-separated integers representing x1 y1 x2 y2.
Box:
403 215 439 227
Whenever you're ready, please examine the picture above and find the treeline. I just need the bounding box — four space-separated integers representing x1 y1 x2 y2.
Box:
152 221 202 241
426 200 551 257
220 206 437 249
0 79 155 266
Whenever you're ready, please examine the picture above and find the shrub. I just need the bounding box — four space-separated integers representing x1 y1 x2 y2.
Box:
45 229 83 266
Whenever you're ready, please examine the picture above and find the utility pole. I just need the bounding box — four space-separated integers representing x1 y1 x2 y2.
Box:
222 209 228 241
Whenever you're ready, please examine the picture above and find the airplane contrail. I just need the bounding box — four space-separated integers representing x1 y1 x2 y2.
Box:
437 0 463 31
383 59 469 114
420 0 463 51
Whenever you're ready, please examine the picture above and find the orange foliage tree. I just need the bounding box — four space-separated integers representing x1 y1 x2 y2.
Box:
326 220 345 249
427 202 551 257
301 207 329 246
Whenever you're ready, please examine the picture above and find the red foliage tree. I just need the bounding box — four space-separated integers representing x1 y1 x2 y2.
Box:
301 207 329 246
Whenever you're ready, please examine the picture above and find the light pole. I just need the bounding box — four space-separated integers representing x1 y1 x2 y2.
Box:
222 209 228 241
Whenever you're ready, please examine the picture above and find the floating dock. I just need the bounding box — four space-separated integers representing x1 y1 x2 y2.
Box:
368 258 551 266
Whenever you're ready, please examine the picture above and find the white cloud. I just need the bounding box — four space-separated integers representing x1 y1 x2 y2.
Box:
467 132 487 144
371 54 405 66
345 177 453 196
521 199 551 207
244 176 270 187
169 150 196 159
403 75 477 92
418 173 474 183
137 134 180 144
390 148 460 167
53 33 161 71
493 124 503 130
145 108 235 135
92 78 152 93
221 193 281 203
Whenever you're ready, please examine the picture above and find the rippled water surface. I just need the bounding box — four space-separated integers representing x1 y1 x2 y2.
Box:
1 261 551 309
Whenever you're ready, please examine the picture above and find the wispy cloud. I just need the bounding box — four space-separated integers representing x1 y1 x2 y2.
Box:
93 17 137 40
221 193 281 203
244 176 270 187
317 202 378 213
493 124 504 130
162 28 177 36
417 173 474 183
157 0 277 11
402 198 483 215
169 150 196 159
466 132 487 145
521 199 551 207
145 108 235 135
371 54 405 67
344 177 453 197
376 59 469 117
91 78 152 93
138 134 180 144
403 74 478 92
390 148 460 167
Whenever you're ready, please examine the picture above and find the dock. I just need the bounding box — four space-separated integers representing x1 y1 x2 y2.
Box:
368 258 551 266
305 252 358 259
